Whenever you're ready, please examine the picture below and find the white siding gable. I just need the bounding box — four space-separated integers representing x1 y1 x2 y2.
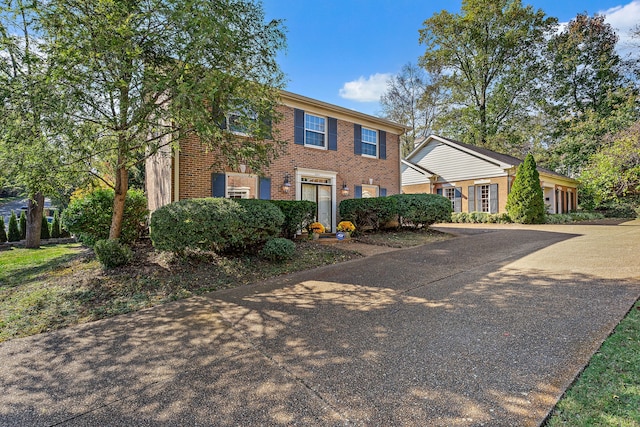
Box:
412 141 507 182
401 162 430 185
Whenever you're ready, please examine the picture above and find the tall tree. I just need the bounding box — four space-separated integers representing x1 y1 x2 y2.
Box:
42 0 287 240
545 13 632 174
419 0 556 152
380 62 444 156
0 0 77 248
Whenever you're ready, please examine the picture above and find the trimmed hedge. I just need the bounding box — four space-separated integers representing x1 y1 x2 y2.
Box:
260 237 296 262
150 198 284 255
451 212 512 223
62 189 148 246
391 194 452 227
94 239 133 268
339 197 397 232
268 200 316 239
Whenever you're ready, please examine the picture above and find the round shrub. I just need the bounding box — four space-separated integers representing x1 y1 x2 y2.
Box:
339 196 397 231
391 194 452 228
260 238 295 262
93 239 133 268
150 198 284 255
268 200 316 238
62 189 148 245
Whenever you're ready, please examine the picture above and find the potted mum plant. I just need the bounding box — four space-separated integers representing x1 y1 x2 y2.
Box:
336 221 355 239
309 222 325 240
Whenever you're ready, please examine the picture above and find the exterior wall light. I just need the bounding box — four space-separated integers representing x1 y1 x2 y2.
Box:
282 173 292 193
341 182 350 197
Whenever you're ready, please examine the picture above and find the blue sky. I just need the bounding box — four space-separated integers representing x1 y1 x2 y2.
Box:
263 0 640 116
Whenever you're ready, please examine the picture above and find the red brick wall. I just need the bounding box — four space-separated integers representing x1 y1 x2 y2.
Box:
176 104 401 204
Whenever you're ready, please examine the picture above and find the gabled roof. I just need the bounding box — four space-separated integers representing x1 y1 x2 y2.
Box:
401 159 435 177
406 134 577 183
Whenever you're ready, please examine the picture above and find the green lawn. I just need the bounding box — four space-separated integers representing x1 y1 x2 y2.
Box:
545 300 640 426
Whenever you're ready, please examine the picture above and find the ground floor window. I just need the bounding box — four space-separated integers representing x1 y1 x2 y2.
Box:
226 173 258 199
444 187 455 210
479 184 490 212
361 184 378 198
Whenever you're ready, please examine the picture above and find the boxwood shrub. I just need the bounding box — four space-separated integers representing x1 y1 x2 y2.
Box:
391 194 452 228
62 189 148 245
268 200 316 239
94 239 133 268
150 198 284 255
339 196 397 232
260 237 296 262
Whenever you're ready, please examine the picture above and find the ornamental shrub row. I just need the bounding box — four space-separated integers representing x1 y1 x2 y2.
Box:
339 193 452 232
451 212 512 224
150 198 284 255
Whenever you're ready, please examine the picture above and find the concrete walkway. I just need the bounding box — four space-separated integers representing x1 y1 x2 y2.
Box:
1 221 639 426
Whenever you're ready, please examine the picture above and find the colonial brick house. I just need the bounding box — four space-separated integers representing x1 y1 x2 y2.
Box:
146 90 406 232
401 135 579 214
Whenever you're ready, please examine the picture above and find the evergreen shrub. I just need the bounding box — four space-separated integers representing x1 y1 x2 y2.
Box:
268 200 316 238
62 189 148 245
40 215 50 240
260 237 296 262
505 154 546 224
19 211 26 239
93 239 133 268
339 196 397 232
0 217 7 243
7 211 20 242
51 211 61 238
150 198 284 255
391 194 452 227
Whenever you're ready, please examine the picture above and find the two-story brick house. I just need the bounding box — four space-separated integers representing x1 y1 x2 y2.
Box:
146 90 405 232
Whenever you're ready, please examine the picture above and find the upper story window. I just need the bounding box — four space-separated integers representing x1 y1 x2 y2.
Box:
226 110 258 136
305 113 326 148
361 128 378 157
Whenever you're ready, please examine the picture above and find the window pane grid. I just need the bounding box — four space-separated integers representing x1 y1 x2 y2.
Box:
361 128 377 156
305 114 326 147
480 185 490 212
444 188 455 209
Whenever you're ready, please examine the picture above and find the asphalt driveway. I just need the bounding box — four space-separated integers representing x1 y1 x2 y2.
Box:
1 221 639 426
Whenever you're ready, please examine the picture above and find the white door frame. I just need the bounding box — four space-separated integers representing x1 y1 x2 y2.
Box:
295 168 337 232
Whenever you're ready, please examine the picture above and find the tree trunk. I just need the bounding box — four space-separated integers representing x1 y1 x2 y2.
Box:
109 159 128 240
25 192 44 249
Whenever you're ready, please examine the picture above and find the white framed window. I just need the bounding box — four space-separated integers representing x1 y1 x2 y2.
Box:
361 184 378 198
444 187 456 209
226 109 258 136
479 184 490 212
361 127 377 157
226 173 258 199
304 113 326 148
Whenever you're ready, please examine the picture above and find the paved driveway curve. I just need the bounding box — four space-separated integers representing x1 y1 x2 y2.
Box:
1 221 639 426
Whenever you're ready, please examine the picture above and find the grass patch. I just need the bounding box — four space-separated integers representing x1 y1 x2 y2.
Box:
0 240 361 342
354 227 451 248
545 300 640 426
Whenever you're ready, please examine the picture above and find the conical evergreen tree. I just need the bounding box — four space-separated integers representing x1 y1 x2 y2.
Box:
7 211 21 242
506 153 546 224
51 211 61 238
40 215 51 240
0 216 7 243
19 211 26 239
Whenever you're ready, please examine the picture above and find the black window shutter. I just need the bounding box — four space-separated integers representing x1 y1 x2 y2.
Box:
380 188 387 197
355 185 362 198
212 173 226 197
490 184 498 214
436 188 443 195
454 187 462 213
294 108 304 145
354 124 362 155
379 130 386 159
259 177 271 200
468 186 475 212
328 117 338 151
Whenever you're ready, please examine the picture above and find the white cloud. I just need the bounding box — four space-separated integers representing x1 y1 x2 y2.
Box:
339 73 391 102
599 1 640 54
